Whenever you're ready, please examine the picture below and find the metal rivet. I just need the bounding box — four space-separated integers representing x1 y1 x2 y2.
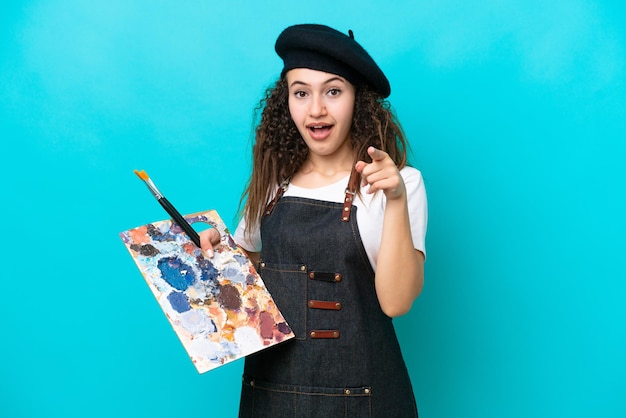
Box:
344 389 351 395
333 331 339 338
309 272 314 279
342 217 348 221
250 380 255 387
260 262 265 268
335 274 342 282
343 207 349 211
308 301 314 307
335 303 341 309
310 331 316 338
300 265 306 271
364 388 370 394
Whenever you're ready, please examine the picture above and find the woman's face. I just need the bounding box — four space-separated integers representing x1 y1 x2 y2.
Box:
286 68 355 160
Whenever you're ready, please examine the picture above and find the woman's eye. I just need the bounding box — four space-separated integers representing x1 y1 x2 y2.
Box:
294 91 307 98
327 88 341 96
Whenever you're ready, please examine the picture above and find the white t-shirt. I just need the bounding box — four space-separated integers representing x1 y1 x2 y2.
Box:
233 166 427 270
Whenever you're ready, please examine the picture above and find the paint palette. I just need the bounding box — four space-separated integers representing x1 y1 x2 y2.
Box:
120 210 294 373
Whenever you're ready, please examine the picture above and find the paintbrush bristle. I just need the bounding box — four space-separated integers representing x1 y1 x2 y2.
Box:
134 169 149 181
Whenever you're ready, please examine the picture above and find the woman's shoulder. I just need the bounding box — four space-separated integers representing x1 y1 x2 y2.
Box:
399 165 424 186
400 165 422 175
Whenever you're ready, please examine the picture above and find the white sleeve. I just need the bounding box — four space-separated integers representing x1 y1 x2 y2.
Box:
403 167 428 257
233 216 262 253
357 166 427 270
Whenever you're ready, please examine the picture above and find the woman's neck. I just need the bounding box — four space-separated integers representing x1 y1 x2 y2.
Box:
292 150 355 188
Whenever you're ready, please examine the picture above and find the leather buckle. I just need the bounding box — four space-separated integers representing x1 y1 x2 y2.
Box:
309 330 340 339
308 300 342 310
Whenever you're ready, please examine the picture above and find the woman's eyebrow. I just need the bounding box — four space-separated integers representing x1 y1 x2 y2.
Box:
289 76 346 89
289 80 308 88
323 76 346 85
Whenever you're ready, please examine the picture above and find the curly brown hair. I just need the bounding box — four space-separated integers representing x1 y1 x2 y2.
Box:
240 77 410 235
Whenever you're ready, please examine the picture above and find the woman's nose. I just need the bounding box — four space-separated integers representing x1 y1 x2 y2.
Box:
308 95 327 117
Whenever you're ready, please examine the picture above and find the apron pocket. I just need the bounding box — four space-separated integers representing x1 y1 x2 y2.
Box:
258 261 308 340
240 375 372 418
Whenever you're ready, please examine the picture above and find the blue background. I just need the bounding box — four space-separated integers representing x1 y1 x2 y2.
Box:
1 1 625 417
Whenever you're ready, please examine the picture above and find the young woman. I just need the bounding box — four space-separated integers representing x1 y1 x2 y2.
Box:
201 24 427 417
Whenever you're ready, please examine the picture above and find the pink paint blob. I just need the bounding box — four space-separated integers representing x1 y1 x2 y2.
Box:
259 311 275 339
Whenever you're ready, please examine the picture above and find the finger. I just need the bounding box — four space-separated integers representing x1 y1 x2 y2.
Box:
362 163 394 184
358 161 383 187
199 228 219 257
354 160 367 173
363 166 405 197
209 228 221 245
368 146 388 162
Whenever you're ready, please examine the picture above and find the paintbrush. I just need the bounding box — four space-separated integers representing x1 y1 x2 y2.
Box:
134 169 202 248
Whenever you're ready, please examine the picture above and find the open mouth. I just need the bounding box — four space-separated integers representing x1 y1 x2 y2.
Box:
307 124 333 140
309 125 332 133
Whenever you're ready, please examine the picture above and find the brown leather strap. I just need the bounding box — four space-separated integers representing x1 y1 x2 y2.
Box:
308 300 342 310
265 180 288 215
341 167 360 222
309 330 340 339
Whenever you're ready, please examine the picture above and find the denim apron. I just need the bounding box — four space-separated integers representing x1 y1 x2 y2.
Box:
239 178 418 417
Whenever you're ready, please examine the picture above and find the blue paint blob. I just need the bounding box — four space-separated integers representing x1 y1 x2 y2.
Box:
277 322 292 335
246 274 256 286
197 257 219 282
146 224 173 242
234 254 248 266
167 291 191 313
222 264 244 282
157 256 195 291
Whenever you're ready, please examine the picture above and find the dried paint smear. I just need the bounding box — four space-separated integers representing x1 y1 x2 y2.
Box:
120 210 294 373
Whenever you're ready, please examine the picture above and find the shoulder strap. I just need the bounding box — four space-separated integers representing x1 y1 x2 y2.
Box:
341 167 360 222
266 170 358 222
265 180 289 216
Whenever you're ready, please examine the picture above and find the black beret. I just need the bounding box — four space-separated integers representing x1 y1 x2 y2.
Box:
275 24 391 98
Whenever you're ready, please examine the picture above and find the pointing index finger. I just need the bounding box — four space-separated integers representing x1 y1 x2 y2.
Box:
368 146 387 161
